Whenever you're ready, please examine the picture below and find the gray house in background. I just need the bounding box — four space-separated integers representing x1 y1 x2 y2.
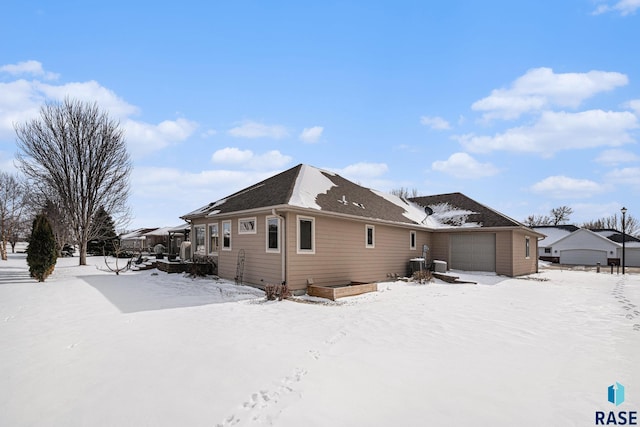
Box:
181 164 542 294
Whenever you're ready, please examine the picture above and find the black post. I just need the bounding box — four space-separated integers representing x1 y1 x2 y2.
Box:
621 207 627 275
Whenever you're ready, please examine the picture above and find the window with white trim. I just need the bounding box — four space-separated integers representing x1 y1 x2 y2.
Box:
525 236 530 258
366 225 375 248
266 216 280 252
194 225 205 254
238 217 257 234
297 216 315 254
208 223 219 255
410 230 417 250
222 220 232 250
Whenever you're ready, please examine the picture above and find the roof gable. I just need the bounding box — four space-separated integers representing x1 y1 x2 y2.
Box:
552 228 620 250
182 165 301 219
532 225 580 245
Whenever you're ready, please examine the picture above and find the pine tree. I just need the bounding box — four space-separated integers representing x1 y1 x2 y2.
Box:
87 206 118 255
27 214 57 282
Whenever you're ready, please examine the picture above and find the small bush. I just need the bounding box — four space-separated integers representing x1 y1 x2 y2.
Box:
413 270 432 284
188 254 217 277
265 283 291 301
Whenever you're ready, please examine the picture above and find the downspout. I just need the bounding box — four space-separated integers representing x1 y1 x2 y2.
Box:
272 209 287 285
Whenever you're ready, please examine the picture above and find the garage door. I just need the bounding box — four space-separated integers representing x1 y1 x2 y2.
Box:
621 248 640 267
560 249 607 266
450 233 496 272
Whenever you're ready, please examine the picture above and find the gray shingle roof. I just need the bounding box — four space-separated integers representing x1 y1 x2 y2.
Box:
182 165 529 230
410 193 524 228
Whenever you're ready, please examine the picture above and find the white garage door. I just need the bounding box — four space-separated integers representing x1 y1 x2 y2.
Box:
450 233 496 272
623 248 640 267
560 249 607 266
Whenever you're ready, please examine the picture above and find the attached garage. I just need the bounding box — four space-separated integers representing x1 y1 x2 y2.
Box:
560 249 607 266
450 233 496 272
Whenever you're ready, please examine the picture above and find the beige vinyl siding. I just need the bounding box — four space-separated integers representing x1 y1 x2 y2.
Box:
495 231 513 276
216 212 283 286
430 233 450 266
284 212 430 291
511 230 538 276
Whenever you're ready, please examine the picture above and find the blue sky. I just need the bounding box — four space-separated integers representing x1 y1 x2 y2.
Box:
1 0 639 230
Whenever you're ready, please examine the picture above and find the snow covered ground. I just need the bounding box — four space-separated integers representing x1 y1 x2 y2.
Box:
1 247 639 427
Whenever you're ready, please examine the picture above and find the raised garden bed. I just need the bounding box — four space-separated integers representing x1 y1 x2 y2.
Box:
307 281 378 301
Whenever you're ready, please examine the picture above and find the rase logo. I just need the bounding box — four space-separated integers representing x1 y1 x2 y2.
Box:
596 382 637 425
610 383 626 407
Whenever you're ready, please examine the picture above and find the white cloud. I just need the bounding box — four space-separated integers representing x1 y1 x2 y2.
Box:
606 167 640 189
201 129 218 138
420 116 451 130
124 118 198 158
472 67 628 120
228 120 289 139
36 80 139 118
331 162 389 180
593 0 640 15
594 149 640 165
212 147 254 164
0 60 59 80
627 99 640 115
530 176 607 199
131 166 275 206
299 126 324 143
211 147 292 170
0 62 198 157
459 110 638 155
431 152 499 179
0 79 139 138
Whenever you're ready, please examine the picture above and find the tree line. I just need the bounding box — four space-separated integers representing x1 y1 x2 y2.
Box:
524 205 639 236
0 98 131 280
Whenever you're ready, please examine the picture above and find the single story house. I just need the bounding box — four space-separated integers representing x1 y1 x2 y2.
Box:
120 225 189 253
181 164 543 294
119 228 159 252
532 226 640 267
533 225 580 262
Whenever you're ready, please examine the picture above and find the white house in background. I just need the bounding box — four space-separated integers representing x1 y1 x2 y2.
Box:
551 228 619 266
592 229 640 267
534 225 579 261
533 226 640 267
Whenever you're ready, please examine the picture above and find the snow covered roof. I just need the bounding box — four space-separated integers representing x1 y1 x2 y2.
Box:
182 164 536 230
120 228 158 240
591 229 640 244
143 224 189 236
411 193 526 229
532 225 579 246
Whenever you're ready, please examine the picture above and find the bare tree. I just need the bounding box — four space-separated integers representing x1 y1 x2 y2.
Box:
15 98 132 265
391 187 419 199
0 172 29 260
41 198 73 257
524 206 573 227
523 214 552 227
550 206 573 225
583 213 639 236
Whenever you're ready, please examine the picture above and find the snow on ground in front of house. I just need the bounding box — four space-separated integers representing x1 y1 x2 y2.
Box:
1 250 639 427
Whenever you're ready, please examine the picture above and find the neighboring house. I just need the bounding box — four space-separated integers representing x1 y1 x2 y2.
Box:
143 224 190 254
119 228 158 252
533 225 580 262
181 164 542 294
592 229 640 267
533 226 640 267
